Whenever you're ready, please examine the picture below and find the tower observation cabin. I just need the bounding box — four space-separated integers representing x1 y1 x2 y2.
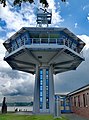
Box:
3 8 85 114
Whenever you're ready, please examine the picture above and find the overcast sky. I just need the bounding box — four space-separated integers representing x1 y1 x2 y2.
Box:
0 0 89 102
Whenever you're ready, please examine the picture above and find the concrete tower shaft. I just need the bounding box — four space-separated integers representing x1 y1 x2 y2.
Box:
33 65 54 114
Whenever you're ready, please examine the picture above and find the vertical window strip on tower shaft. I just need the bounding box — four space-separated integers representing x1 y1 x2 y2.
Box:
39 69 43 109
46 69 49 109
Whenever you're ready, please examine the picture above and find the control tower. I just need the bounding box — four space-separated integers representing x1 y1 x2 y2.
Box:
3 8 85 114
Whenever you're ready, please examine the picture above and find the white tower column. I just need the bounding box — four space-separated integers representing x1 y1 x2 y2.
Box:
33 65 40 114
49 65 55 114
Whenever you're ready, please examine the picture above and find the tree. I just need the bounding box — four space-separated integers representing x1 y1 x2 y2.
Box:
0 0 66 7
1 97 7 114
0 0 6 7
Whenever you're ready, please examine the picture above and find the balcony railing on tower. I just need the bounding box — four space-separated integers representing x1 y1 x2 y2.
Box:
4 37 83 57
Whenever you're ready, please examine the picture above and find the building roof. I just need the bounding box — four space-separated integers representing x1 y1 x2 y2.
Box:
55 92 69 96
68 84 89 96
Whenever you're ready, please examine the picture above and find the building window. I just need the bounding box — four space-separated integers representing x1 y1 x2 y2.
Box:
46 69 49 109
40 86 43 91
78 95 80 107
16 37 21 48
66 97 70 106
71 97 73 106
39 69 43 109
83 94 86 107
12 40 18 51
87 93 89 107
72 43 77 51
74 96 76 107
61 100 64 106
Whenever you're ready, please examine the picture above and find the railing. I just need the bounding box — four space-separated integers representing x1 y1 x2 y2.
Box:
29 38 64 45
5 38 82 56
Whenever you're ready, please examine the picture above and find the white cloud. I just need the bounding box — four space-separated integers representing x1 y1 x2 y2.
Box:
0 2 36 32
48 0 64 26
83 4 89 10
0 39 35 98
54 34 89 93
74 23 78 28
86 13 89 21
65 1 70 7
0 67 35 96
0 39 9 68
87 16 89 21
0 0 63 33
6 31 16 38
0 27 3 31
77 35 89 49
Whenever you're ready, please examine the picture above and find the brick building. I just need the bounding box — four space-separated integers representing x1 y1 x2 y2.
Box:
68 84 89 118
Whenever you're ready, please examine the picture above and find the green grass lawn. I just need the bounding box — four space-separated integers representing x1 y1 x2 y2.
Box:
0 113 68 120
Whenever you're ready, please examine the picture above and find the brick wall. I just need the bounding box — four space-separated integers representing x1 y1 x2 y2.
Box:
72 106 89 118
70 89 89 118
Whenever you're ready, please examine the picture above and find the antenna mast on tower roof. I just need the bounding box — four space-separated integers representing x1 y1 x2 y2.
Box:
36 8 52 27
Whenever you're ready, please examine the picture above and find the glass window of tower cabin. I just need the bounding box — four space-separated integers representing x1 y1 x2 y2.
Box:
49 33 59 44
16 37 21 48
21 33 30 45
49 33 59 38
11 40 17 51
40 33 48 43
40 33 48 38
30 32 40 44
30 32 39 38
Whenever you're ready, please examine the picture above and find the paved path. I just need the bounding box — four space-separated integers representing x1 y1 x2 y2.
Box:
13 112 89 120
64 114 89 120
14 111 33 115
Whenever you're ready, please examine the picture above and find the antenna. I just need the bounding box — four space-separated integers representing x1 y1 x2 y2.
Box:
36 8 52 27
